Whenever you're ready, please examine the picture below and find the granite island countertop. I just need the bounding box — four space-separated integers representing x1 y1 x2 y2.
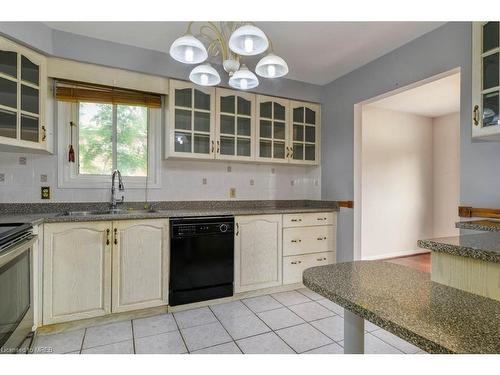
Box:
303 261 500 354
0 200 339 225
417 233 500 264
456 219 500 232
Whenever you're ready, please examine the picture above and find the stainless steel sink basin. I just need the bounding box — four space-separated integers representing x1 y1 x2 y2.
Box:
58 208 158 217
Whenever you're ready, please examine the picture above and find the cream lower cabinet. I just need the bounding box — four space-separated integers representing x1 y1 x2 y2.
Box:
43 222 112 325
112 220 169 313
43 219 168 325
234 214 283 293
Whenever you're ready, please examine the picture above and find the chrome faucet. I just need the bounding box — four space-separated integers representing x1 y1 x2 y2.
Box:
110 169 125 209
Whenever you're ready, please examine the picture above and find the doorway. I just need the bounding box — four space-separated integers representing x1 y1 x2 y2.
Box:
353 69 461 261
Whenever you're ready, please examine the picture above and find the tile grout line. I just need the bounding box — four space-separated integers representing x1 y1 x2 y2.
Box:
130 320 136 354
207 304 244 354
240 298 297 354
171 312 191 354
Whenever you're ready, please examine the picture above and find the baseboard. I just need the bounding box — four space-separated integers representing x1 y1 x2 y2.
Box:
362 249 430 260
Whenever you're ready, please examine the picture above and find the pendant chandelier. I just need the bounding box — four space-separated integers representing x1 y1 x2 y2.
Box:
169 22 289 89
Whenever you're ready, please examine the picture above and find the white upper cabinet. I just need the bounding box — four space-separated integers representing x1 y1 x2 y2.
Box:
167 80 215 159
472 22 500 140
0 36 49 152
255 95 290 163
166 80 321 164
215 88 255 161
289 101 320 164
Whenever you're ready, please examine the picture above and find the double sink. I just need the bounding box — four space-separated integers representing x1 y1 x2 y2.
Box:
58 208 159 217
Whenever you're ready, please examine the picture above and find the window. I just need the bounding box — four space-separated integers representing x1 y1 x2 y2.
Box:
78 102 148 177
58 100 161 189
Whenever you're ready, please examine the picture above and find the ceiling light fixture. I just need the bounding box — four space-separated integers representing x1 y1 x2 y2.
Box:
169 22 288 90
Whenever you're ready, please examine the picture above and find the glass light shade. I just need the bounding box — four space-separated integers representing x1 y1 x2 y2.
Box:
255 53 289 78
189 64 221 86
169 34 208 64
229 25 269 56
228 65 259 90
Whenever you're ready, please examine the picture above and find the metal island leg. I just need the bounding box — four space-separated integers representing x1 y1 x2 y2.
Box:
344 309 364 354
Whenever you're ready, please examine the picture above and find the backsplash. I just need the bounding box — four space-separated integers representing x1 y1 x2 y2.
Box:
0 151 321 203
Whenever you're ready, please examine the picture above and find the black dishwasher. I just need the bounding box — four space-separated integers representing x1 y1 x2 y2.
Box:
169 216 234 306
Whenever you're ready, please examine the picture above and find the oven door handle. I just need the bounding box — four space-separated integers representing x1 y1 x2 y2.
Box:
0 236 36 267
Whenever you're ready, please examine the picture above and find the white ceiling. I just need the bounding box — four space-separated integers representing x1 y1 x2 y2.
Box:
368 73 460 118
43 21 445 85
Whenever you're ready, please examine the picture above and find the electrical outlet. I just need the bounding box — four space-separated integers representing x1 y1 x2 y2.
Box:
271 168 276 174
0 173 5 183
229 187 236 198
19 156 27 165
41 186 51 200
250 179 254 186
202 177 207 185
227 166 232 173
290 180 295 186
40 174 48 183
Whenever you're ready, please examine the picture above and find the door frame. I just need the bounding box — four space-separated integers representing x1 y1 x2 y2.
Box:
353 67 461 261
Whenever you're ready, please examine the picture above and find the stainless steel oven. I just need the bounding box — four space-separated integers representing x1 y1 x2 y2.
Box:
0 223 35 354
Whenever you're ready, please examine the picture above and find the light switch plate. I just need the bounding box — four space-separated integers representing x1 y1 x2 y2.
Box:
202 177 207 185
40 174 48 183
250 179 254 186
227 166 232 173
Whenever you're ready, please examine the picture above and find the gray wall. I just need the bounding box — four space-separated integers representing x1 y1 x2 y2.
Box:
0 22 323 103
322 22 500 261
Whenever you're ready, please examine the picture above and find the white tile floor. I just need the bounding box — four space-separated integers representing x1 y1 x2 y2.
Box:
33 288 425 354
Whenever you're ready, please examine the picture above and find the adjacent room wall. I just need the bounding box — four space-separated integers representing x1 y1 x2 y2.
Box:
432 112 460 237
361 107 434 259
321 22 500 262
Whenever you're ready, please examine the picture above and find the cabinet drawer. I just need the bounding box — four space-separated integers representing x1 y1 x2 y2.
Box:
283 251 335 285
283 212 336 228
283 226 335 256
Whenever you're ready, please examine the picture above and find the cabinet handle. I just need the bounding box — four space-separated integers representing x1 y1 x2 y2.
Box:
235 223 239 236
216 140 220 154
473 105 480 126
106 229 110 245
41 126 47 141
291 218 302 222
114 228 118 245
211 140 215 153
317 217 327 221
317 236 327 241
291 239 302 243
317 257 327 261
285 146 290 158
291 260 302 265
289 147 294 158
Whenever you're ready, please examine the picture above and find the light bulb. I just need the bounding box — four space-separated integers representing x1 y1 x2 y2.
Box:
185 46 194 63
240 78 248 90
267 65 276 78
201 73 208 86
244 37 254 53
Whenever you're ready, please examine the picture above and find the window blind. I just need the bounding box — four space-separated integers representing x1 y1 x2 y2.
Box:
55 79 162 108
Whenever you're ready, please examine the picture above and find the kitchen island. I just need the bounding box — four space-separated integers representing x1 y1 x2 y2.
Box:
303 261 500 354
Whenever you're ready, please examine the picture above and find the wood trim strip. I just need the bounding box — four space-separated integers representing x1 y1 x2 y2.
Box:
458 206 500 219
339 200 354 209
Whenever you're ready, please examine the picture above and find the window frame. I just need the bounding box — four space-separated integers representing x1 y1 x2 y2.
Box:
57 100 161 189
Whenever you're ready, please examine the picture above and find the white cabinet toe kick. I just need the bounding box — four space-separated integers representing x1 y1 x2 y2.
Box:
39 211 336 327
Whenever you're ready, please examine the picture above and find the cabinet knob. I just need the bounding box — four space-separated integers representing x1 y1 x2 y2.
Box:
216 140 220 154
291 239 302 243
291 218 302 222
317 217 327 221
317 237 327 241
41 126 47 142
317 257 327 261
291 260 302 265
211 140 215 153
114 228 118 245
106 228 110 245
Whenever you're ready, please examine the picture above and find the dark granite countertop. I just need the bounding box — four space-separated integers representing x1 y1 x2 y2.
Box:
456 219 500 232
303 261 500 354
417 233 500 264
0 200 339 225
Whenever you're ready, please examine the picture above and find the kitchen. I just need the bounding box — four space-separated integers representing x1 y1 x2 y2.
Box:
1 2 499 373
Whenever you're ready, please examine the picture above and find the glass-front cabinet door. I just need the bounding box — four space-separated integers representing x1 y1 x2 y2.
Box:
215 89 255 160
289 101 320 165
256 95 289 163
472 22 500 140
168 80 215 159
0 36 47 149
